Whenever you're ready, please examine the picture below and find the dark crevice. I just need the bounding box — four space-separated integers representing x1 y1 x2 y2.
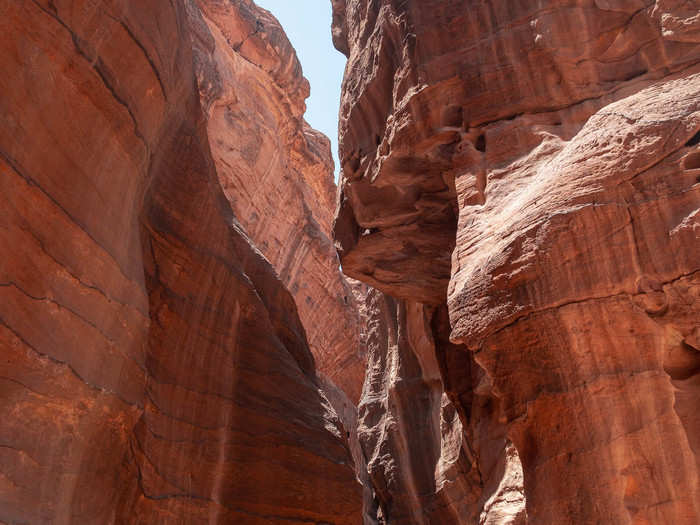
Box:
28 0 148 145
683 152 700 171
623 68 647 81
664 342 700 381
1 281 119 347
0 316 141 409
16 222 149 319
685 130 700 147
233 20 263 52
105 14 168 101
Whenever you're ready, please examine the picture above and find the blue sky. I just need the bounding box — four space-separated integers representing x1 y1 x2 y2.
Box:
255 0 346 178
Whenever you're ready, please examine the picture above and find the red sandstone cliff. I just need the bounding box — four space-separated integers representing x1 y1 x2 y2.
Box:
191 0 366 403
0 1 361 523
333 0 700 523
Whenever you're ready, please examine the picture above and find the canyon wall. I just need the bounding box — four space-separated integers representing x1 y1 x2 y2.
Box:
353 289 526 524
0 1 361 523
333 0 700 523
193 0 366 402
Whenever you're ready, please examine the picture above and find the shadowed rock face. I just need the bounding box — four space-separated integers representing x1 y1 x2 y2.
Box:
333 0 700 523
0 1 361 523
354 289 526 525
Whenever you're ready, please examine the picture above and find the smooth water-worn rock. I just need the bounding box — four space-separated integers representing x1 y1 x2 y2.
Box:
333 0 700 523
0 1 361 523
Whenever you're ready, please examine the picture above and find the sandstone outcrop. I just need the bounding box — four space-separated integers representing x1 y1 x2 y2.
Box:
193 0 366 402
333 0 700 523
350 284 526 524
0 1 361 523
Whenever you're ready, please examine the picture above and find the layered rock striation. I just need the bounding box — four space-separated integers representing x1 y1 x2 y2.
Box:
193 0 366 402
0 1 361 523
333 0 700 523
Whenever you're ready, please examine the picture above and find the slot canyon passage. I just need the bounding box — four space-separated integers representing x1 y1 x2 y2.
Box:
0 0 699 523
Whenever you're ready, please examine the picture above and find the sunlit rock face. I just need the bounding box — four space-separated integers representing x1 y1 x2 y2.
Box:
0 1 361 523
193 0 366 403
333 0 700 523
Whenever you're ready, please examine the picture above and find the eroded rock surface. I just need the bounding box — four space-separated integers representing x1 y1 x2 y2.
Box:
0 1 361 523
193 0 366 402
333 0 700 523
351 285 526 525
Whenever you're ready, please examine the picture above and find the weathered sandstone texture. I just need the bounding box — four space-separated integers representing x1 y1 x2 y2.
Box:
194 0 366 402
333 0 700 523
0 1 361 523
352 284 526 524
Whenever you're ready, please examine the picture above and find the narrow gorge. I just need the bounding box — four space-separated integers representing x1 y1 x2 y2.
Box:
0 0 698 524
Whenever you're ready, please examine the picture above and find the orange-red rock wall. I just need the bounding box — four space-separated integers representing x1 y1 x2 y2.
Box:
0 1 361 523
333 0 700 523
194 0 366 402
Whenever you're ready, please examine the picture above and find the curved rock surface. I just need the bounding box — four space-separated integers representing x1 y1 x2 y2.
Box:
0 1 361 523
354 289 525 524
333 0 700 523
193 0 366 402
